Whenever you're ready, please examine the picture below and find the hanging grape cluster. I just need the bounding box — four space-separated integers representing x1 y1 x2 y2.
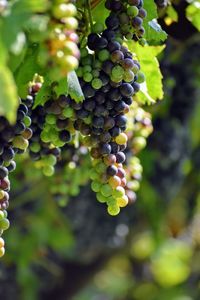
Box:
0 92 33 257
71 0 147 215
39 0 80 79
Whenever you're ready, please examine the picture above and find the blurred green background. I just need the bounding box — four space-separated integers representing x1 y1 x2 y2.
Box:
1 1 200 300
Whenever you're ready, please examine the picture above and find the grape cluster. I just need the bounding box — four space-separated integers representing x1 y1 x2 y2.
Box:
124 104 153 202
73 1 146 215
27 77 61 177
0 87 33 256
40 0 80 80
41 94 76 148
105 0 147 42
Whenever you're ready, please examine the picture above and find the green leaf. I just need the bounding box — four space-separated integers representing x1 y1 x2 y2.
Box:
145 20 167 44
54 77 68 97
0 0 48 50
143 0 158 21
127 42 165 104
0 66 19 123
186 1 200 31
142 1 167 44
15 44 41 98
67 71 84 103
92 0 109 24
33 77 51 108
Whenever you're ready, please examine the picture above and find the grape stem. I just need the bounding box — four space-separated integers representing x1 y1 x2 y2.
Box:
86 0 93 31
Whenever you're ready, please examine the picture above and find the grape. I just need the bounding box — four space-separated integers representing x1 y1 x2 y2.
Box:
100 143 112 156
0 247 5 258
91 181 102 193
117 195 129 207
107 165 118 176
107 205 120 216
120 83 134 97
0 237 4 248
101 184 113 197
127 6 139 17
0 218 9 231
108 175 121 189
116 152 126 163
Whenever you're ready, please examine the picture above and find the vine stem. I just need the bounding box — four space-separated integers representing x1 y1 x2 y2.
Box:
87 0 94 31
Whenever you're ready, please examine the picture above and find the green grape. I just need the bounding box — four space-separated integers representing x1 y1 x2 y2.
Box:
112 186 125 198
96 192 107 203
0 211 4 220
46 114 57 125
62 107 74 118
52 3 77 19
41 131 50 143
96 162 107 174
91 181 101 193
23 115 31 127
127 6 139 17
0 218 10 231
43 154 57 166
12 136 29 150
92 69 100 78
80 48 88 58
83 72 93 82
30 142 41 153
0 247 5 258
98 49 110 62
100 184 113 197
90 170 99 180
106 196 116 206
93 60 102 69
83 65 92 73
107 205 120 216
124 70 135 82
137 71 145 83
93 22 104 33
43 165 55 177
91 78 103 90
111 65 124 78
76 67 83 77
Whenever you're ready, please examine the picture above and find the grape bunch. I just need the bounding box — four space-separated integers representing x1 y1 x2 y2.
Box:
0 86 33 256
105 0 147 42
40 94 77 149
40 0 80 80
72 1 146 215
124 104 153 202
26 77 62 177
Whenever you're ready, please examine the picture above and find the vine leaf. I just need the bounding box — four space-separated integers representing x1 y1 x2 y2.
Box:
92 0 109 24
145 20 168 44
143 1 167 44
67 71 84 103
15 44 41 99
0 66 19 123
33 77 51 108
127 42 165 104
